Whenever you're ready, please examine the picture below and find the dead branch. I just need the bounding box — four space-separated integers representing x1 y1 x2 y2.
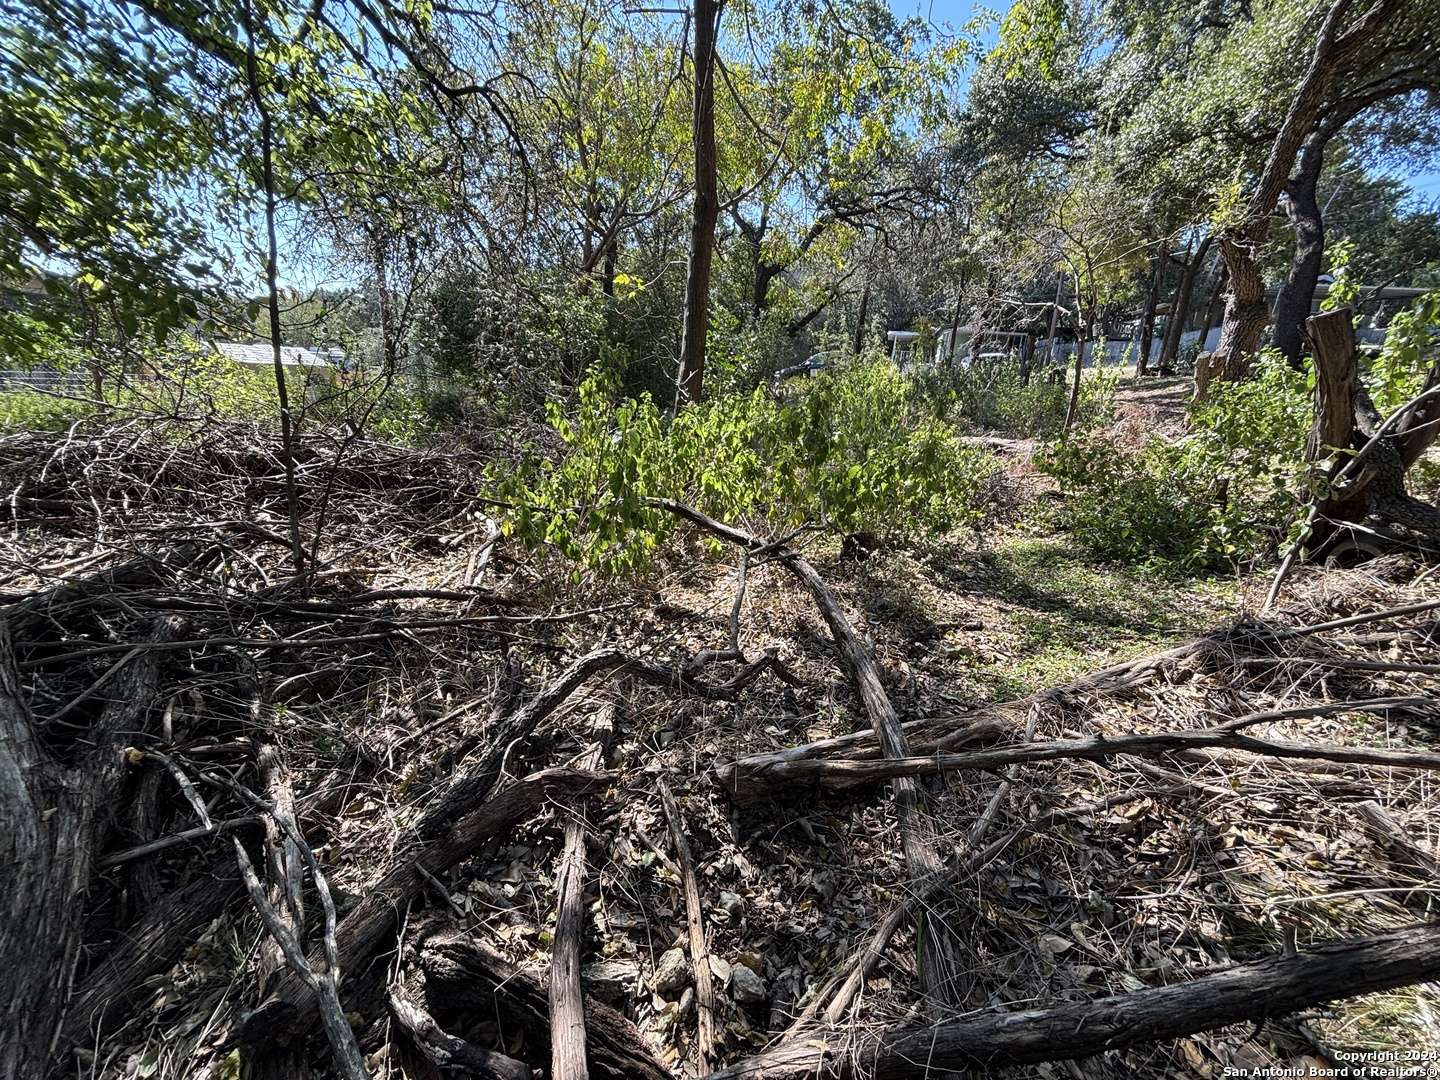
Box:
725 726 1440 797
706 924 1440 1078
549 707 617 1080
236 768 606 1048
657 499 970 1012
659 779 717 1073
387 982 531 1080
420 922 670 1080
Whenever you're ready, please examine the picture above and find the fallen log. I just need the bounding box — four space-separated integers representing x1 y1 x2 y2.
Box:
59 861 245 1057
725 726 1440 797
1 615 184 1080
420 923 670 1080
705 923 1440 1079
388 982 530 1080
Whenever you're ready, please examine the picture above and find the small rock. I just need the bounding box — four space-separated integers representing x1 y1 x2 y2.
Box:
652 947 690 996
583 959 641 1003
715 891 745 924
677 987 695 1018
729 963 767 1007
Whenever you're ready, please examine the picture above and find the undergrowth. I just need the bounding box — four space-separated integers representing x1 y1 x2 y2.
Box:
500 359 1005 575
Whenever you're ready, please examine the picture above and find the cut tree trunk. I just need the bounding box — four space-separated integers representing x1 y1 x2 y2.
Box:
703 923 1440 1079
1300 308 1440 553
1 616 183 1080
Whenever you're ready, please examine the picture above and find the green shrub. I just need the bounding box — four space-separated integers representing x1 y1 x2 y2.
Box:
502 359 1000 575
911 354 1116 438
0 388 93 432
1038 351 1312 571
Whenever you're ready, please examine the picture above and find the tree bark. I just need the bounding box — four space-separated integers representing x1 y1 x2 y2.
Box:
1210 0 1406 384
1 616 183 1080
1158 237 1213 375
704 923 1440 1079
1273 133 1328 369
1306 308 1358 465
674 0 722 409
420 924 670 1080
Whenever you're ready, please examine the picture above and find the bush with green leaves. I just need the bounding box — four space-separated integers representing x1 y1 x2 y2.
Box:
1367 288 1440 413
910 353 1117 437
501 359 1000 575
1038 351 1313 571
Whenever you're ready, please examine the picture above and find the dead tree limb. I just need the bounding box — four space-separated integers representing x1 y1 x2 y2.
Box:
726 727 1440 796
705 923 1440 1079
659 780 717 1073
0 615 183 1080
419 922 670 1080
549 707 617 1080
235 768 605 1048
659 500 969 1011
387 983 530 1080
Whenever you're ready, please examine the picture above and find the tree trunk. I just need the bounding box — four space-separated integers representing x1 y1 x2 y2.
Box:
244 12 306 577
1136 243 1162 376
674 0 721 410
1207 0 1406 384
852 273 871 357
947 279 965 365
1202 259 1230 342
1 617 183 1080
1045 277 1063 367
1063 305 1091 433
1158 237 1213 375
1273 133 1328 369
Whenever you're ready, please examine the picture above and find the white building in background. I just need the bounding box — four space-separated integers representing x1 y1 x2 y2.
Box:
211 341 348 370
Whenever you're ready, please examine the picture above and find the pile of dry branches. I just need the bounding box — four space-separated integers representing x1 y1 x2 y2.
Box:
4 421 1440 1080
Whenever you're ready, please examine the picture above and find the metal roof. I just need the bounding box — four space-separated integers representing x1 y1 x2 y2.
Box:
212 341 335 368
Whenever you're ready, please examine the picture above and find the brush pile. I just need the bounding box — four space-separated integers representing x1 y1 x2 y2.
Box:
3 420 1440 1080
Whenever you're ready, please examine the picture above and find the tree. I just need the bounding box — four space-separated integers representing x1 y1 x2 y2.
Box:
675 0 723 408
1196 0 1423 381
